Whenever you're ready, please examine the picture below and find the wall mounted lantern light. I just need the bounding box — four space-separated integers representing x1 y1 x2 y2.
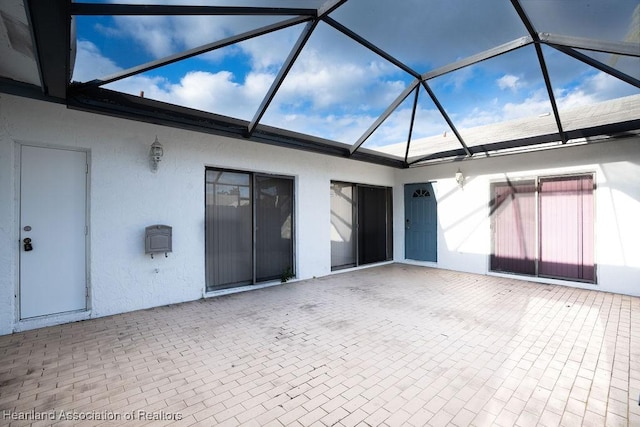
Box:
455 168 465 188
150 136 164 172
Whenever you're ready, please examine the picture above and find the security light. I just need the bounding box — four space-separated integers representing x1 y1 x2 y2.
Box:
455 169 465 189
150 136 163 172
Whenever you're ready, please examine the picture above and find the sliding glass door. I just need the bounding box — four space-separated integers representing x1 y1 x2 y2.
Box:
206 169 294 292
205 170 253 289
538 175 594 281
330 182 357 269
490 174 595 282
490 180 536 275
255 175 294 282
331 182 393 270
358 186 392 265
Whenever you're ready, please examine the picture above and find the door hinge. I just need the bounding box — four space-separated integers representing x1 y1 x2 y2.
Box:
86 163 89 174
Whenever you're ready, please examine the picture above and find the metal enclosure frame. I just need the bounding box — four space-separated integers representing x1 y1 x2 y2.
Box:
2 0 638 168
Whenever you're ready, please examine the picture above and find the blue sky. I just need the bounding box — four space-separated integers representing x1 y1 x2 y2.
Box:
72 0 639 157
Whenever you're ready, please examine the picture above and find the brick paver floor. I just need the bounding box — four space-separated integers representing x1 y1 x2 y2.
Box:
1 264 638 426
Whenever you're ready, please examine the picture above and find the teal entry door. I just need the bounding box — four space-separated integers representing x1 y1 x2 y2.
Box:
404 183 437 262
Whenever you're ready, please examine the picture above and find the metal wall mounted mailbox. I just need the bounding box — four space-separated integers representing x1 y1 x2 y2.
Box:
145 225 172 258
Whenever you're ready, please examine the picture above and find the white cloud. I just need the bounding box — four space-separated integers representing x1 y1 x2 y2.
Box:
502 90 552 121
442 68 638 132
170 70 273 119
554 88 595 111
111 16 177 58
72 41 121 82
553 71 636 111
76 39 408 144
497 74 520 91
271 48 403 112
432 65 475 93
269 110 378 144
106 73 169 102
106 69 274 121
577 71 637 101
107 14 287 63
234 24 304 71
362 107 413 148
93 23 120 39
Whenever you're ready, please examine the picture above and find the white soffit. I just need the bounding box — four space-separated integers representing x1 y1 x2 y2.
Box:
0 0 40 87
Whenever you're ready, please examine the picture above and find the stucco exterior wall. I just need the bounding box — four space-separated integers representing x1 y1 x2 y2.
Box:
394 137 640 297
0 94 395 335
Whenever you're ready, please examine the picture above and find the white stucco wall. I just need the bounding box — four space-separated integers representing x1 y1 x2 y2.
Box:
0 94 395 335
394 137 640 297
0 117 15 335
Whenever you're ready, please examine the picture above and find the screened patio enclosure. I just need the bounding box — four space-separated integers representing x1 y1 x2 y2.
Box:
1 0 637 168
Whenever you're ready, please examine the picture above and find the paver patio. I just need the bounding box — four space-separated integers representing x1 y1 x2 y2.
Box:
1 264 638 426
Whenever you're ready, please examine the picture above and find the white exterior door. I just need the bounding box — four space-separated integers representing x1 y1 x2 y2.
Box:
20 145 87 319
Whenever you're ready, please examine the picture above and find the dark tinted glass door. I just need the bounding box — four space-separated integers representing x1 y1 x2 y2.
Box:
358 186 391 265
205 170 253 291
255 175 294 282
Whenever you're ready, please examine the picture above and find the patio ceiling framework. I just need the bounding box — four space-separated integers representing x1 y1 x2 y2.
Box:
9 0 640 167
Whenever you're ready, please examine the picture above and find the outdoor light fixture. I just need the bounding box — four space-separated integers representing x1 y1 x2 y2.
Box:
150 136 163 172
455 169 465 188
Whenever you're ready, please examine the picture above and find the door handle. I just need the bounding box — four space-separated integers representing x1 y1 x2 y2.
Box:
23 238 33 252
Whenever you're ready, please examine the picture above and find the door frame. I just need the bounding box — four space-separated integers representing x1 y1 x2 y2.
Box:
15 141 91 323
